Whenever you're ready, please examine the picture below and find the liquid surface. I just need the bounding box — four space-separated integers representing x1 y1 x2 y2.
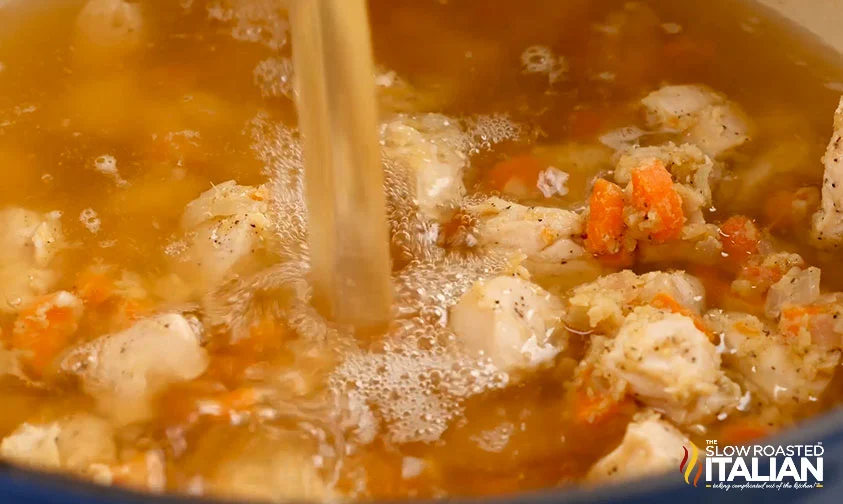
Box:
0 0 842 501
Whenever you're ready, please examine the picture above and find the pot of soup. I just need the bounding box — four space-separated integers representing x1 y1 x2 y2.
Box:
1 0 843 503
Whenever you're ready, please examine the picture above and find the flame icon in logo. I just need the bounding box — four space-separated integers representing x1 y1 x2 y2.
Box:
680 444 703 487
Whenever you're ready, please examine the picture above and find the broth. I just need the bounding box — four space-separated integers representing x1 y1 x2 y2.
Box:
0 0 842 500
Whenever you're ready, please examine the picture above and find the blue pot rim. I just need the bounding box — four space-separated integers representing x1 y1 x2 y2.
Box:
0 405 841 504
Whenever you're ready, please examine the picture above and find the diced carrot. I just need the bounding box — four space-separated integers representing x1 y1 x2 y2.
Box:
570 366 633 425
585 179 628 256
719 216 760 264
735 260 788 296
204 313 289 384
215 388 260 414
650 292 686 314
651 292 709 335
630 161 685 242
75 269 116 306
484 155 546 197
10 292 84 378
572 386 633 425
779 305 825 340
118 298 150 323
159 380 261 427
74 267 151 332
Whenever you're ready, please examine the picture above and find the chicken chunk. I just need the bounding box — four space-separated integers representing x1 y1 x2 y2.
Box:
641 85 751 158
706 310 842 405
812 97 843 247
60 313 208 424
202 428 333 503
0 422 61 470
0 208 64 314
449 275 564 376
1 414 116 473
173 181 274 293
381 113 468 219
587 411 692 483
566 270 705 334
641 85 719 131
597 306 741 425
74 0 145 64
765 266 821 319
466 197 592 277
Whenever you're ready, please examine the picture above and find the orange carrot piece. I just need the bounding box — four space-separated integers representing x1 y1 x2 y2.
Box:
215 388 260 414
572 386 633 425
630 161 685 243
585 179 628 256
10 292 83 377
719 215 761 263
75 269 116 306
779 305 825 339
484 155 546 197
651 292 709 335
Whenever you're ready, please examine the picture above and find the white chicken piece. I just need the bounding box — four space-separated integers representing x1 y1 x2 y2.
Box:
566 270 705 334
641 85 720 131
587 411 692 482
174 181 274 293
60 313 208 425
381 113 468 219
449 275 564 375
706 310 842 405
0 422 61 469
74 0 145 64
598 306 741 425
0 414 116 473
206 430 333 503
812 97 843 247
765 266 822 320
0 207 64 314
641 85 751 158
466 197 592 277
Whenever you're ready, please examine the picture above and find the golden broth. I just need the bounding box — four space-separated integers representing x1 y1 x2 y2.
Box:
0 0 842 500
